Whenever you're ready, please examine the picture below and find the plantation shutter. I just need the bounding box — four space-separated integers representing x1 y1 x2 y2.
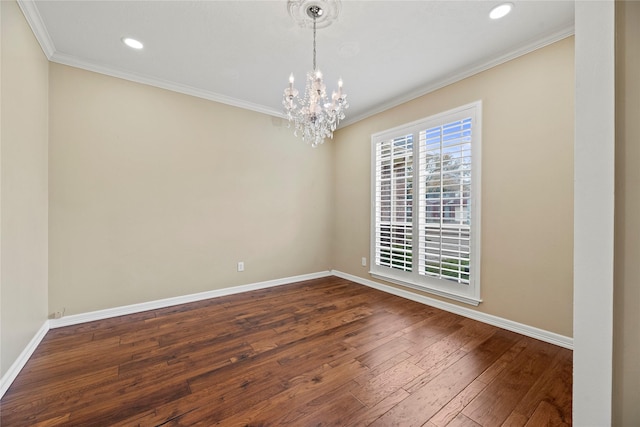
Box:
418 118 472 284
374 134 413 272
370 101 481 305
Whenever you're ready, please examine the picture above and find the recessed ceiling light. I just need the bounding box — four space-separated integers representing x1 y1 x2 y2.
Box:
122 37 143 50
489 3 513 20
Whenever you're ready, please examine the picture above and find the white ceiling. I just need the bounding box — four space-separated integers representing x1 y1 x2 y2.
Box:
21 0 575 126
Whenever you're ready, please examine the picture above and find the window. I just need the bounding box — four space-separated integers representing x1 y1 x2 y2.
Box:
371 102 481 305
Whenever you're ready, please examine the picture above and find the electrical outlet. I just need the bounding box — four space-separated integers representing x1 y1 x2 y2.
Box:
237 261 245 272
362 257 367 267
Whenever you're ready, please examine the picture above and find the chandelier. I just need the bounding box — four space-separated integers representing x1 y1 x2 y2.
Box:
283 2 348 148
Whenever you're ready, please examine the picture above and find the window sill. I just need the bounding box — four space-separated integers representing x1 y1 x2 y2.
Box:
370 272 482 306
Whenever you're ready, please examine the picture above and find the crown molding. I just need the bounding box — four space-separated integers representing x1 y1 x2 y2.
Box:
16 0 574 128
49 52 284 117
339 24 575 128
17 0 55 58
17 0 282 116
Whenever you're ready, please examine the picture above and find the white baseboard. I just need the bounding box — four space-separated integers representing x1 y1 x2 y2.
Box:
0 320 50 399
49 271 332 329
332 270 573 350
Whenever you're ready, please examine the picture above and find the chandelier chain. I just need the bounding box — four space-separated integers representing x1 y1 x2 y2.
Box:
312 14 317 71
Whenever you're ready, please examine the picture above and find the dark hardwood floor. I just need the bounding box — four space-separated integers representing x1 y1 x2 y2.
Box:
0 277 572 426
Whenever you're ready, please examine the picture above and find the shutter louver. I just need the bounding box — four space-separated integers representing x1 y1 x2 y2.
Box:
374 134 413 272
418 118 472 284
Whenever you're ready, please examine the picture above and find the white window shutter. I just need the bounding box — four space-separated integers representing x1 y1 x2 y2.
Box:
370 101 482 306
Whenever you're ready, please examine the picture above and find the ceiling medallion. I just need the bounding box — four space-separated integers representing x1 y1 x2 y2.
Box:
283 0 348 147
287 0 340 29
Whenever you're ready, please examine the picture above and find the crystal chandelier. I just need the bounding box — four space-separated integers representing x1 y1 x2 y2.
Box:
283 3 348 148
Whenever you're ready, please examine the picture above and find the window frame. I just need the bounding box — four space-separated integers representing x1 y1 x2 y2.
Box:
370 101 482 306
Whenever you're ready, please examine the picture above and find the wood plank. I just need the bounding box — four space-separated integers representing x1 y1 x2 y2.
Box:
347 387 410 427
502 411 529 427
203 360 369 426
461 338 561 426
356 336 414 369
447 413 483 427
350 358 424 407
523 400 570 427
427 378 488 427
371 329 520 427
427 339 532 426
280 381 365 426
30 413 71 427
475 337 530 385
407 320 494 371
353 350 412 386
510 348 573 423
402 348 468 394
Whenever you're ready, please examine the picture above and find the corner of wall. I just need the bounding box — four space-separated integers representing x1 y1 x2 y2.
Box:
0 0 50 379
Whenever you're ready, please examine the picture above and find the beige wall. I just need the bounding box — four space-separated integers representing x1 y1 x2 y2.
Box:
614 1 640 424
332 37 574 337
0 1 49 376
48 64 332 315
